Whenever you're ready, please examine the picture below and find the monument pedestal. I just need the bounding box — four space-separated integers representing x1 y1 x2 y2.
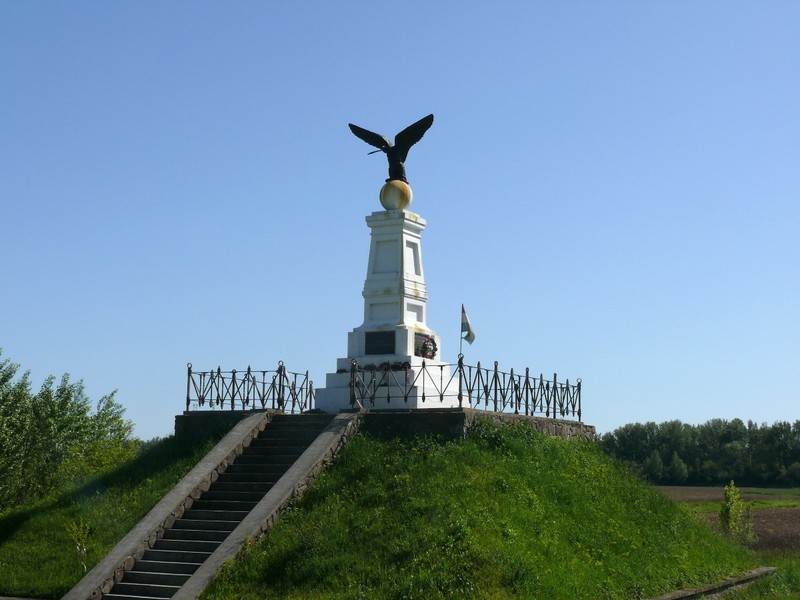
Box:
316 206 459 412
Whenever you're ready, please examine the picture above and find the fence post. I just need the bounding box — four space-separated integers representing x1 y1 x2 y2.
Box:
577 379 582 421
541 374 549 417
493 361 499 412
476 361 485 409
553 373 558 417
230 370 237 411
524 367 530 416
349 360 357 408
421 360 426 404
186 363 192 412
304 370 310 413
215 367 222 409
510 368 517 414
277 361 285 411
457 354 464 408
245 365 252 410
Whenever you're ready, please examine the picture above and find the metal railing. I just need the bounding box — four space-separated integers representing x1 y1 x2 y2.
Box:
349 355 581 421
184 357 582 421
185 362 314 413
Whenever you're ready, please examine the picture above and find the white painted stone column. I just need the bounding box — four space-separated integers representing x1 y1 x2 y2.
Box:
315 202 457 412
347 209 434 360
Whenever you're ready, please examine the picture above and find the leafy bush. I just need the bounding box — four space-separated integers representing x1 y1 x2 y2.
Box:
718 481 757 545
0 349 138 508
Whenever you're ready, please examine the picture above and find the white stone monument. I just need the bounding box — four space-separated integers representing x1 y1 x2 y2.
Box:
315 180 459 412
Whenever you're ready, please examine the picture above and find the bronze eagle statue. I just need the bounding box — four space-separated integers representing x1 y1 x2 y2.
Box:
348 114 434 183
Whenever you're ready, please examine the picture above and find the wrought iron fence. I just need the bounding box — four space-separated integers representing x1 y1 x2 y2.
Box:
349 355 582 421
185 357 581 421
185 362 314 413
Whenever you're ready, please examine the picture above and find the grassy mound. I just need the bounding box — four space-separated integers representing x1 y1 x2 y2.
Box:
204 419 754 599
0 434 218 599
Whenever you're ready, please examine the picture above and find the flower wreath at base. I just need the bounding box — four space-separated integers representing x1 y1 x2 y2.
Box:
418 335 438 359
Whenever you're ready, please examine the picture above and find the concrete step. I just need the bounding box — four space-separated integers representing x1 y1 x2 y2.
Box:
251 426 322 436
270 413 333 423
215 471 282 484
171 517 239 532
142 548 211 564
128 559 200 575
217 464 291 483
163 528 230 542
249 432 321 443
232 456 295 470
238 445 305 459
235 452 299 465
103 594 172 600
228 461 293 473
123 570 191 586
106 581 180 598
153 538 222 553
201 489 266 502
253 428 320 438
190 499 259 512
257 427 321 436
207 481 274 494
182 508 249 522
254 428 326 439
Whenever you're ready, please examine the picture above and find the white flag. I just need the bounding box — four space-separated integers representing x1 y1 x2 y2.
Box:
461 304 475 344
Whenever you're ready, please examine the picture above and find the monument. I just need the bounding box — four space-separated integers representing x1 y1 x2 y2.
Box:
315 114 462 412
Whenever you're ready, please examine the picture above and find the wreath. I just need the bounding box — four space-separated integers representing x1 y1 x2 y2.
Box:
418 335 438 359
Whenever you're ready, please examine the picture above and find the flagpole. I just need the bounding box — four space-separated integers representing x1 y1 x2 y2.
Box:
459 303 474 359
459 304 464 358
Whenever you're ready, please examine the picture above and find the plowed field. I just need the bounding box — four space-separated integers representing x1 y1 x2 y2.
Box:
659 486 800 552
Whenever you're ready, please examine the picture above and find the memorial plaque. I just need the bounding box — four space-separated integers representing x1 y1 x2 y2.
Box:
365 331 395 355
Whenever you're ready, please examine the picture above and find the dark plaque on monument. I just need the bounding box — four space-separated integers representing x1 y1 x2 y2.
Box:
365 331 395 355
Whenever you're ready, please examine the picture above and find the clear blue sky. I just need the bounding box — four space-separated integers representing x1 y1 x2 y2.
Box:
2 2 798 440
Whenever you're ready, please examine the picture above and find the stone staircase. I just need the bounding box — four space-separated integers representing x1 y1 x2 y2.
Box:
103 413 335 600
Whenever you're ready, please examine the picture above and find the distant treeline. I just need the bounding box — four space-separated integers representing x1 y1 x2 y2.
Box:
598 419 800 486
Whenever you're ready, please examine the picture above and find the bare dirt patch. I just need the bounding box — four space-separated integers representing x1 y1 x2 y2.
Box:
659 486 800 552
659 486 799 504
747 507 800 552
703 507 800 552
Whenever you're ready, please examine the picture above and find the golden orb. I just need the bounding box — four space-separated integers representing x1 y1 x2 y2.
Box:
379 180 413 210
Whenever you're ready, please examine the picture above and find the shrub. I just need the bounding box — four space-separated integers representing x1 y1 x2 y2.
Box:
0 349 138 508
718 480 757 545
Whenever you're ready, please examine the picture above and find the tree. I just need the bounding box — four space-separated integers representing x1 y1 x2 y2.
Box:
0 349 138 508
643 450 664 483
600 418 800 486
718 481 756 545
599 422 658 464
665 451 689 484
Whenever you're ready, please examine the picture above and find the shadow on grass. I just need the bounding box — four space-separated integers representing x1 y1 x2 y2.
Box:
0 433 220 546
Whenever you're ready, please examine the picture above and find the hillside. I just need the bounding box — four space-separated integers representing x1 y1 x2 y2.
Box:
203 418 755 599
0 435 218 599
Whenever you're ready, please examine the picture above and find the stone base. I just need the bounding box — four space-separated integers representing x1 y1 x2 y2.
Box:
315 360 461 413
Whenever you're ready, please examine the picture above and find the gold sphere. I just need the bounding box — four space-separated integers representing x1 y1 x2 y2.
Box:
379 180 413 210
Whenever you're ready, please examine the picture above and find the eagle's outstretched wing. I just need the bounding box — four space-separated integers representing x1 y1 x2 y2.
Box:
393 114 434 161
348 123 391 152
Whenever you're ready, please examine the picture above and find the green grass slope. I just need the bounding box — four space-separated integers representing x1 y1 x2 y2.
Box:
204 419 755 600
0 435 217 599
